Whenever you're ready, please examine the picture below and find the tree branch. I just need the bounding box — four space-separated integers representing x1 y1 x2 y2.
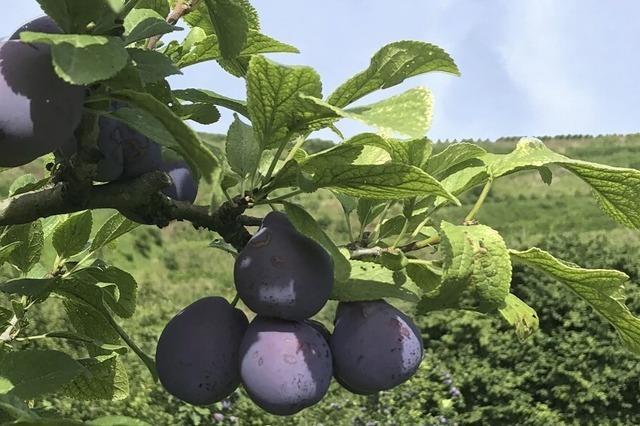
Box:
348 235 441 261
0 171 253 251
146 0 199 50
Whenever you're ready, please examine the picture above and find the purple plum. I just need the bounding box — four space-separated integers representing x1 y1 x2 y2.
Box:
331 300 423 394
234 211 334 320
155 297 249 406
0 41 84 167
161 160 198 203
239 317 333 415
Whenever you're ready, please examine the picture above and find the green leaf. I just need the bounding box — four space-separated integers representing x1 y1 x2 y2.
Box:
37 331 127 355
247 56 322 149
135 0 169 15
302 137 391 172
20 32 129 85
181 0 258 34
35 0 121 34
0 350 85 399
173 88 248 117
334 193 358 215
510 247 640 354
0 393 39 420
425 143 487 178
356 199 386 230
127 48 181 83
387 138 432 168
62 354 129 401
419 222 511 313
435 165 489 207
91 213 139 253
52 211 93 258
0 278 56 299
88 416 151 426
304 88 434 139
110 90 219 182
69 262 137 318
203 0 249 59
406 262 441 293
328 40 460 108
483 137 640 229
175 103 220 125
331 260 421 303
283 203 350 282
310 163 459 202
0 377 13 395
498 293 539 341
9 174 47 198
0 242 21 268
0 307 12 328
124 8 178 45
177 31 299 68
63 301 120 357
0 221 44 274
226 114 261 179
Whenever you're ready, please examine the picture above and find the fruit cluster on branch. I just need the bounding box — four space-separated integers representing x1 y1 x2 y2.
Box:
156 212 424 416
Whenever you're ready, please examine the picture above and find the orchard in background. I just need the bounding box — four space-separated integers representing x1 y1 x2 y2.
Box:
2 0 640 424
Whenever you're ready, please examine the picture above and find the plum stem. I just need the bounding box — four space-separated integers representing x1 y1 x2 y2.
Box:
231 293 240 307
105 309 158 381
465 178 493 223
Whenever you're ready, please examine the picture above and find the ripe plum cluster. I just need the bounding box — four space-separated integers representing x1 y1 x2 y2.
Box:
1 17 197 205
156 212 424 416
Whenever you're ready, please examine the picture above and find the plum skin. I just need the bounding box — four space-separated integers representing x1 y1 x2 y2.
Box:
239 317 333 416
155 297 249 406
59 116 126 182
118 119 162 178
10 16 61 40
161 160 198 203
331 300 423 395
0 41 84 167
234 211 334 320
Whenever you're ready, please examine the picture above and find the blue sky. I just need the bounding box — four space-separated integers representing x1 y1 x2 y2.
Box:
4 1 640 141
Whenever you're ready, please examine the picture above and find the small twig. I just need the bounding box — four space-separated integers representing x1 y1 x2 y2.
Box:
146 0 196 50
349 235 441 260
238 215 262 227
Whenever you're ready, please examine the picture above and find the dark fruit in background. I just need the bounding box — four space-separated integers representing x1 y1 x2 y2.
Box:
119 119 162 178
234 211 334 320
58 116 126 183
94 116 126 181
155 297 249 406
161 160 198 203
239 317 333 416
10 16 61 40
331 300 423 395
0 41 84 167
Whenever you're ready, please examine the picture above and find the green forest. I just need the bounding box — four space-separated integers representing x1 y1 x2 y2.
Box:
3 133 639 425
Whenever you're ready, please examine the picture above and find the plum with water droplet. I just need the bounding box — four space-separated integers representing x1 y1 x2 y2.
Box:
234 211 333 320
239 317 333 415
331 300 423 394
